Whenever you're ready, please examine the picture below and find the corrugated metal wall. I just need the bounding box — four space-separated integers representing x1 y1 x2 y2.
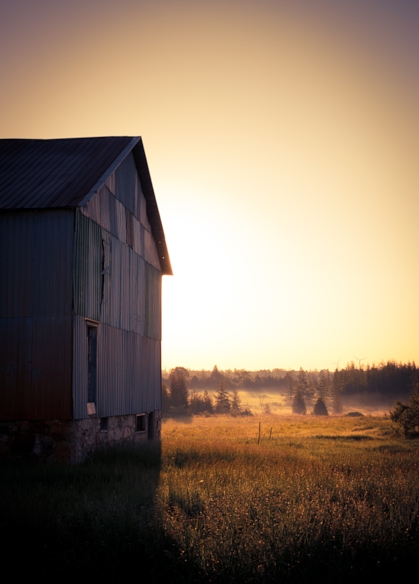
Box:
73 153 163 419
81 152 160 271
0 210 74 420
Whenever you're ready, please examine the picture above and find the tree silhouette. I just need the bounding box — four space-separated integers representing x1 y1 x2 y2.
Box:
292 390 306 415
313 397 328 416
215 382 231 413
169 367 189 407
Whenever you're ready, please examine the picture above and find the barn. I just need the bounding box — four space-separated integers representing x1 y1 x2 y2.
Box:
0 137 172 462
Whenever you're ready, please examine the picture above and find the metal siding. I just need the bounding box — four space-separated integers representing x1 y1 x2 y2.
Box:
72 315 88 420
105 171 115 195
0 210 74 420
1 210 74 318
108 191 118 238
132 215 143 257
114 152 137 215
0 316 72 420
82 190 100 225
144 263 162 341
144 228 162 271
0 137 171 276
98 185 111 233
139 188 152 231
0 137 135 208
115 198 127 245
73 211 102 321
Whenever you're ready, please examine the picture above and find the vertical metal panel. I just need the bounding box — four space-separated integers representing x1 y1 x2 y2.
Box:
139 187 152 231
97 324 129 417
100 231 112 326
72 315 88 420
99 185 111 233
114 152 137 215
0 210 73 421
126 209 133 248
105 171 115 195
120 242 130 332
0 316 72 420
144 228 161 271
108 191 118 238
115 198 126 243
82 190 100 225
144 262 162 341
73 210 102 321
132 215 143 257
0 210 74 318
109 236 122 329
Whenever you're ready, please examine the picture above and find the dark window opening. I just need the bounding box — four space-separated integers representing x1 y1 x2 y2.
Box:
100 417 108 431
136 414 146 433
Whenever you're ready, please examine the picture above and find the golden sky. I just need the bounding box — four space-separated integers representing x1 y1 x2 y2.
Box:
1 0 418 371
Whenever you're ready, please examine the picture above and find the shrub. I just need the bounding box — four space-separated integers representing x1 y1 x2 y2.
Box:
390 390 419 438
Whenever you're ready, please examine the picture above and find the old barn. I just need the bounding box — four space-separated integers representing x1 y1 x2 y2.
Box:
0 137 172 461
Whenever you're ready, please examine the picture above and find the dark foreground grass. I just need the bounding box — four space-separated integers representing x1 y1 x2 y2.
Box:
1 416 419 583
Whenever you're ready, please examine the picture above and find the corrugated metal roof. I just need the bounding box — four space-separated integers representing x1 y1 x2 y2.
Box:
0 136 172 275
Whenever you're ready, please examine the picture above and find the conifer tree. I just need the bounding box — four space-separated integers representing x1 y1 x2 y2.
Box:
292 390 306 415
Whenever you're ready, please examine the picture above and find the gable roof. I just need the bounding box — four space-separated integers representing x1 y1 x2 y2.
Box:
0 136 172 274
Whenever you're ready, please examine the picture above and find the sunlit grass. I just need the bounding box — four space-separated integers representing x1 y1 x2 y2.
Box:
158 415 419 581
1 415 418 582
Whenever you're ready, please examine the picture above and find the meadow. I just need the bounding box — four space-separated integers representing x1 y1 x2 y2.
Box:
1 414 419 582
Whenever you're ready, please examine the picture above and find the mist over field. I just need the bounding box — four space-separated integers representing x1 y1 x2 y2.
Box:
163 362 417 418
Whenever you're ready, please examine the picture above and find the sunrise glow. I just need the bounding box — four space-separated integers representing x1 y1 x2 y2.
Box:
1 0 418 371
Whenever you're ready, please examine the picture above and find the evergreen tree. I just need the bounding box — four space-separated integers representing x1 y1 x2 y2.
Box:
202 390 214 413
231 389 241 414
162 382 171 413
292 390 306 415
313 397 328 416
215 382 230 413
169 367 189 407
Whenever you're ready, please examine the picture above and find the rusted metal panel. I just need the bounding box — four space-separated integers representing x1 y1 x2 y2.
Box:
73 211 102 321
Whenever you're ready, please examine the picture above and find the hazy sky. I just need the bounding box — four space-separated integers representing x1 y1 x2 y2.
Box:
1 0 418 371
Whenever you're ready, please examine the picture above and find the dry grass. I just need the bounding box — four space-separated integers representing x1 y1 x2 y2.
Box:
157 414 419 582
1 414 418 582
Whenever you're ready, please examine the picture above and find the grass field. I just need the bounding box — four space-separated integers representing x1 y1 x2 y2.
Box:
1 414 419 582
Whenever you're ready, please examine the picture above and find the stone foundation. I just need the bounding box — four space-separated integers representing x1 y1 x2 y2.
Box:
0 410 161 463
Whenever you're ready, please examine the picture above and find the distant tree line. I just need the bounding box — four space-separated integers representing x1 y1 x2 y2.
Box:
162 367 252 417
163 362 416 400
162 362 418 417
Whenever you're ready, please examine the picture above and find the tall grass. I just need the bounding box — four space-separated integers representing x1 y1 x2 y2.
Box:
1 415 418 582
